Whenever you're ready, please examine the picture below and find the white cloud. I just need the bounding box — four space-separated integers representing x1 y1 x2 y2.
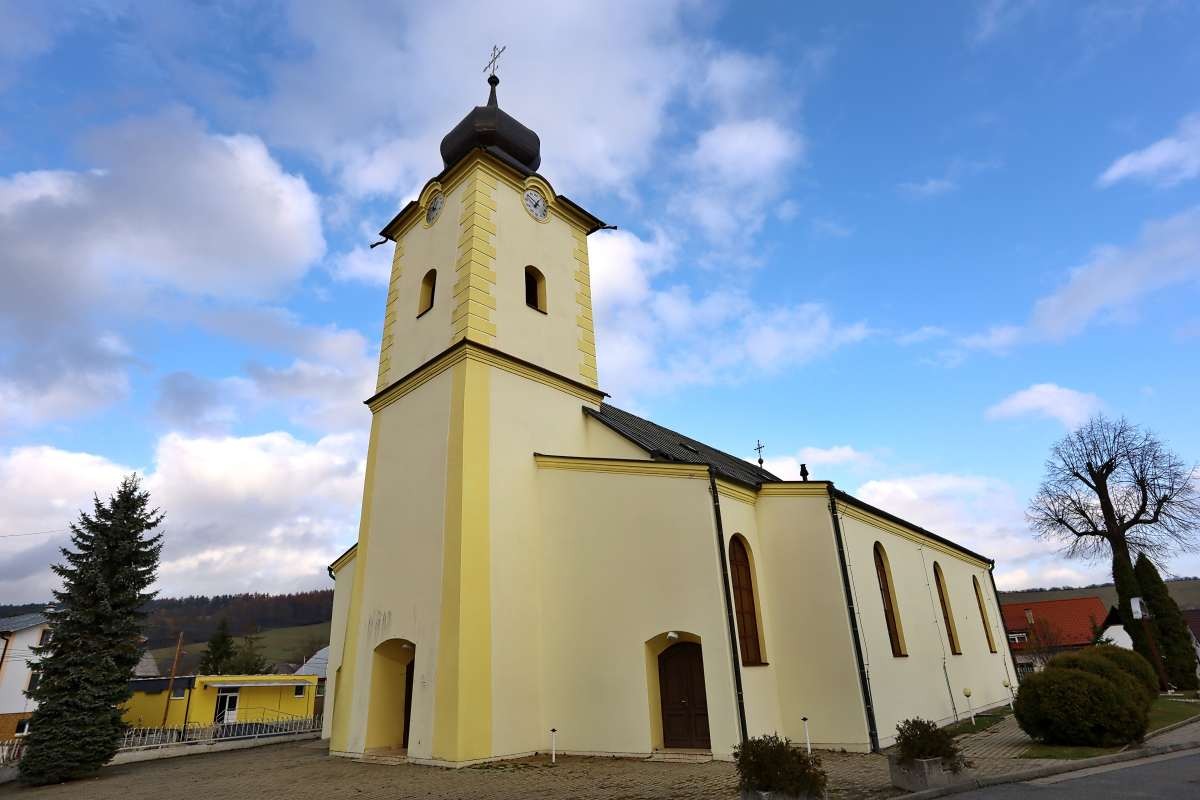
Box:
764 445 875 481
897 325 949 345
985 383 1103 429
971 0 1038 44
1098 113 1200 188
331 244 393 285
811 217 852 238
0 432 364 602
899 177 956 197
959 324 1023 352
1030 206 1200 339
0 109 325 427
589 229 868 401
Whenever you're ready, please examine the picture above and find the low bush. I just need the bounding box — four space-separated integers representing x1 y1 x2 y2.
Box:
1014 667 1147 746
1048 650 1154 710
1091 644 1161 698
733 734 827 797
894 717 965 772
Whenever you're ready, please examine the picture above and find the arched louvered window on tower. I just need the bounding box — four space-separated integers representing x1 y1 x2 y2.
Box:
417 269 437 317
934 562 962 655
525 265 546 312
873 542 907 657
729 535 765 666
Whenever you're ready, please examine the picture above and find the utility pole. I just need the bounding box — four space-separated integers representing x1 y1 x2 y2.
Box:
160 631 184 728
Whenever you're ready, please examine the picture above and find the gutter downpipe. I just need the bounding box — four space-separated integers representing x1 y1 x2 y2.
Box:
988 567 1019 693
828 489 880 752
708 468 749 744
0 632 9 686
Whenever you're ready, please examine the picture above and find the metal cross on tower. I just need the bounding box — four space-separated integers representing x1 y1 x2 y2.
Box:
754 439 765 467
483 44 506 76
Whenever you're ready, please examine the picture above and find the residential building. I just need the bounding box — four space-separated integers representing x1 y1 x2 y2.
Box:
1000 597 1106 677
123 673 319 728
0 613 49 739
296 646 329 717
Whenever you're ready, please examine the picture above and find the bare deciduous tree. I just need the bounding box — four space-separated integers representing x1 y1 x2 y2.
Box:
1028 414 1199 673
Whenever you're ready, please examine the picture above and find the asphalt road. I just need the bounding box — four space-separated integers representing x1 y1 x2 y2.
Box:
956 748 1200 798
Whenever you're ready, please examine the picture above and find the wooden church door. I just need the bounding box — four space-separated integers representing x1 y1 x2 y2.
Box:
658 642 710 749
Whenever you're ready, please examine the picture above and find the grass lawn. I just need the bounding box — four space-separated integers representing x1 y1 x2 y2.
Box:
948 707 1013 738
1148 697 1200 732
1020 697 1200 759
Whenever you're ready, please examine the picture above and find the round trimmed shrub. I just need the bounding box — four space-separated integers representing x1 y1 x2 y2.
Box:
733 734 827 797
1091 644 1160 698
1014 667 1147 746
1048 650 1153 711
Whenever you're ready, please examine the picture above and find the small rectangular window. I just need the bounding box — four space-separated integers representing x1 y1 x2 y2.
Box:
37 629 51 646
171 685 186 699
294 685 306 698
26 670 40 694
316 682 326 697
14 719 30 736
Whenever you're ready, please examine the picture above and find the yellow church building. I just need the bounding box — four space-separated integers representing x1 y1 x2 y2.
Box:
323 75 1018 766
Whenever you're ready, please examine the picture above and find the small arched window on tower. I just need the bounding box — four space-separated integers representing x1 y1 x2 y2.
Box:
418 269 437 317
729 535 765 666
973 575 997 653
524 265 546 313
874 542 907 657
933 562 962 655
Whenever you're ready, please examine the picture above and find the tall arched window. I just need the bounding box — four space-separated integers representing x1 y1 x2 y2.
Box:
729 535 764 666
973 575 997 653
417 269 437 316
525 265 546 312
873 542 907 657
933 562 962 655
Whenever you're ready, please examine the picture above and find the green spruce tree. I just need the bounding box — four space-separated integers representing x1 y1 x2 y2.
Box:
1135 554 1200 690
20 476 163 785
227 631 271 674
198 618 236 675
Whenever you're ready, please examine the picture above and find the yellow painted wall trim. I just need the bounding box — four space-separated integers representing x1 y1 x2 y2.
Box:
377 240 405 391
451 167 498 346
433 358 492 761
837 503 991 569
384 151 599 242
715 479 758 505
368 341 605 414
534 454 709 481
758 482 833 497
330 545 358 575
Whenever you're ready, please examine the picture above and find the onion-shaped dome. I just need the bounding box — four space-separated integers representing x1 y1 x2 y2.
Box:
440 75 541 173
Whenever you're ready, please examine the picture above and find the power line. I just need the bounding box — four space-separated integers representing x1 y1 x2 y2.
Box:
0 528 71 539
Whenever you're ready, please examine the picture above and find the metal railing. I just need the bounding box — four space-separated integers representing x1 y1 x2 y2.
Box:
119 711 321 752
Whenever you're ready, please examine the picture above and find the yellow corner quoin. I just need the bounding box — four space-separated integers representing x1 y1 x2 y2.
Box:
433 358 492 761
452 168 499 347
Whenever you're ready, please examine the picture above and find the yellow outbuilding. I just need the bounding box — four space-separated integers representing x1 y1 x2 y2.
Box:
322 75 1019 767
124 674 319 728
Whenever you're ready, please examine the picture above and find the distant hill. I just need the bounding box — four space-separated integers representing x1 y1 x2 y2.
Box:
149 621 330 675
999 578 1200 611
0 589 333 649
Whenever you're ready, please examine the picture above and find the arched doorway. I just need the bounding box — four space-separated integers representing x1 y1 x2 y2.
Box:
365 639 415 752
658 642 710 749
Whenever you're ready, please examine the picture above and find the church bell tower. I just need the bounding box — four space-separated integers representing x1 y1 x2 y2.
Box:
328 73 609 766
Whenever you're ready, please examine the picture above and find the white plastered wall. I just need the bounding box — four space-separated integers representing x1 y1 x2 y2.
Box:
535 467 742 758
838 511 1016 748
0 624 44 715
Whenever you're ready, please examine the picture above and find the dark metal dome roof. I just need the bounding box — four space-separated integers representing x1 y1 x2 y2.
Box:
439 75 541 173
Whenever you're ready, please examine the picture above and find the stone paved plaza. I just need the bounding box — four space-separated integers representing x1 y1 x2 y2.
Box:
0 740 900 800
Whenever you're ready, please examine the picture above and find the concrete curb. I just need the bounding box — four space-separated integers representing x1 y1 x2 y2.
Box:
897 741 1200 799
1142 714 1200 741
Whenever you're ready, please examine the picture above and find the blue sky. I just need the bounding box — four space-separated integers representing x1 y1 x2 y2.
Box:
1 1 1198 602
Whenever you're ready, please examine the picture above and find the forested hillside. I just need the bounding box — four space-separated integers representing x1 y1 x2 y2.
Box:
0 589 333 648
999 578 1200 610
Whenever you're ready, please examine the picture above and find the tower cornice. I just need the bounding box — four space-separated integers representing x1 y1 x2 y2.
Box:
379 149 606 243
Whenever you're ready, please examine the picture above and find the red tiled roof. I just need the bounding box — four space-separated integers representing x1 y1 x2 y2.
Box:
1001 596 1108 650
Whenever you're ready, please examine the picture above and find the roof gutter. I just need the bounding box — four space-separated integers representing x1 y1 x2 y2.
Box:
828 487 880 752
707 467 748 744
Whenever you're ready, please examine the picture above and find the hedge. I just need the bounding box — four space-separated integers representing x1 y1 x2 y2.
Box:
1014 666 1147 746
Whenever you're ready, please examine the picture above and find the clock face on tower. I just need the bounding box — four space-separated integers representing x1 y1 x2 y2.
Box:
425 193 444 225
523 188 549 221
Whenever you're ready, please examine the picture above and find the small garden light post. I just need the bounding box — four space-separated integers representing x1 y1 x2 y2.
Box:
963 687 974 726
802 716 811 754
